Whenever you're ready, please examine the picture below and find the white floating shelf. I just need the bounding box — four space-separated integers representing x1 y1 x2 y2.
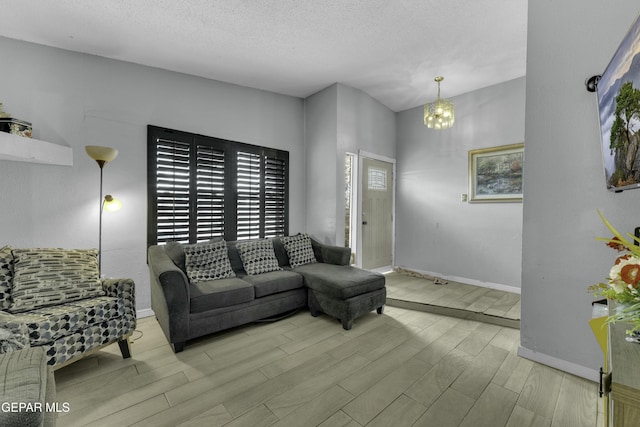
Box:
0 131 73 166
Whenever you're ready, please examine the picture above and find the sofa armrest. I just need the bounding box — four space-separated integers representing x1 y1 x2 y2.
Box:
147 245 190 348
311 239 351 266
0 311 30 353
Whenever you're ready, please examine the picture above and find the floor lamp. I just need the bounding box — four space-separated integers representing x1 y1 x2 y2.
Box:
85 145 120 276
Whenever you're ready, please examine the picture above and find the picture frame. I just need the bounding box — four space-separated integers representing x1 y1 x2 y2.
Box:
468 143 524 203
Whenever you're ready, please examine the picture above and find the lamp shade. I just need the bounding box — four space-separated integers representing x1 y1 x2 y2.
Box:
103 195 122 213
85 145 118 164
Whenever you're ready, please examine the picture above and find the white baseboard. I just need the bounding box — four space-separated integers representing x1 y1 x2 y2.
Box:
137 308 155 319
393 266 521 294
517 346 599 382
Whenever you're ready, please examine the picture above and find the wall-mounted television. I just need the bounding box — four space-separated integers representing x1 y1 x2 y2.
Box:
597 13 640 192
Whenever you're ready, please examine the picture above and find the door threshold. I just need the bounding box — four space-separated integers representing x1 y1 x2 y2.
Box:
368 265 393 274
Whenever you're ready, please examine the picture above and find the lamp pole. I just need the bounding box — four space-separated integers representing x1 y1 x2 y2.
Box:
98 162 105 276
85 146 118 277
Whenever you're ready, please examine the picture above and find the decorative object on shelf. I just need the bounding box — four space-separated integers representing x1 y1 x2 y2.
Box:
0 103 32 138
424 76 455 130
468 143 524 203
85 145 120 275
589 210 640 338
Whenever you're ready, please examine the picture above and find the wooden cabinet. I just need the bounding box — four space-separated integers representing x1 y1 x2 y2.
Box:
609 321 640 426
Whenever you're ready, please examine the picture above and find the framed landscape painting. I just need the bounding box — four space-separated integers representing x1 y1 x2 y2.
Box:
468 143 524 203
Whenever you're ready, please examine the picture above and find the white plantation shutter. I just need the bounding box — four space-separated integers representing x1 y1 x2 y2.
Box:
148 126 289 245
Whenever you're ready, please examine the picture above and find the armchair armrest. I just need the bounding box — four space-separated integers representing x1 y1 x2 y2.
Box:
311 239 351 266
102 278 135 303
102 279 136 318
147 245 190 351
0 311 30 353
102 278 137 333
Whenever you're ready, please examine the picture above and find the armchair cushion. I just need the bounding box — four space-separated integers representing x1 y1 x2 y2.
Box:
10 248 104 313
15 296 120 345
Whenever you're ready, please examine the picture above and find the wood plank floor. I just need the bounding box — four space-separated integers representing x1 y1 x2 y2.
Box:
385 271 521 329
54 304 601 426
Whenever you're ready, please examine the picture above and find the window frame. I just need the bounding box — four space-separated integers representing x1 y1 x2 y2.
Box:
147 125 289 246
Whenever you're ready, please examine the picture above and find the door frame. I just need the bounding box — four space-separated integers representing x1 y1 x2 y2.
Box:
353 150 396 270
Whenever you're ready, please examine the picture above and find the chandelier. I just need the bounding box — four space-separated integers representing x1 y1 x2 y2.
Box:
424 76 455 130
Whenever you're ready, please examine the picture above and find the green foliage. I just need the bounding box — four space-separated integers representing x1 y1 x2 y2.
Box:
609 82 640 184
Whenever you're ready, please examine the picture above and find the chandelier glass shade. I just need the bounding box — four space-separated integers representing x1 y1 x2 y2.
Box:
424 76 455 130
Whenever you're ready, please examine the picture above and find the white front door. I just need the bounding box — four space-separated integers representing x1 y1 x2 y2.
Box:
361 157 394 269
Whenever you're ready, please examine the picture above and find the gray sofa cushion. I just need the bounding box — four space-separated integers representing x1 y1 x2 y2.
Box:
164 241 187 272
271 238 291 267
226 241 247 275
294 263 385 299
189 277 254 313
241 270 304 298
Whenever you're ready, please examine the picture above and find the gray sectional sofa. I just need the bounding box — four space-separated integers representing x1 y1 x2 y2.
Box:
147 234 386 353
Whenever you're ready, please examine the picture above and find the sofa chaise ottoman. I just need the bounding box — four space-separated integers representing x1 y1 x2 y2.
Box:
148 234 386 352
298 263 386 330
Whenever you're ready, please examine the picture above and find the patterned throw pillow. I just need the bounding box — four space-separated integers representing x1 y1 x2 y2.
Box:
236 240 282 275
281 234 317 268
183 240 235 283
10 248 105 313
0 245 14 310
164 237 224 273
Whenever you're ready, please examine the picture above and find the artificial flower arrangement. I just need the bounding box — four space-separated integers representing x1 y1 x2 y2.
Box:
589 211 640 336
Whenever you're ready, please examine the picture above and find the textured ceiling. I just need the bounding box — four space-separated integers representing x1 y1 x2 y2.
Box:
0 0 528 112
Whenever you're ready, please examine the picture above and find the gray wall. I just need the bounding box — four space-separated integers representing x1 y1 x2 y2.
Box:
0 37 305 314
305 83 396 246
396 77 525 290
522 1 640 379
336 84 397 248
303 84 338 244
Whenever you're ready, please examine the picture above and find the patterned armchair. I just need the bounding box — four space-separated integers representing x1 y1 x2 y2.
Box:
0 246 136 368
